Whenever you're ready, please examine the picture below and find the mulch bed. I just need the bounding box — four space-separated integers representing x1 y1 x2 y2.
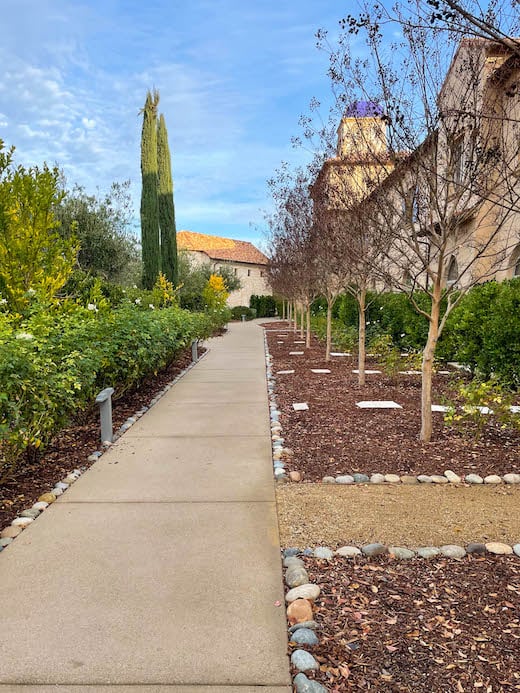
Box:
0 343 208 529
291 554 520 692
262 322 520 479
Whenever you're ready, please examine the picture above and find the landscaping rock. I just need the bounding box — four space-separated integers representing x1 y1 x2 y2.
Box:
55 481 69 490
20 509 40 519
289 621 317 633
466 543 487 554
290 628 319 646
335 475 354 484
63 475 78 484
353 473 369 483
322 476 336 484
293 673 327 693
286 567 309 588
38 493 56 503
384 474 400 483
370 473 385 484
0 537 13 547
313 546 333 560
87 452 102 462
440 545 466 559
416 547 440 558
286 584 321 603
485 542 513 555
289 471 302 482
336 546 362 558
287 599 313 624
465 474 483 484
291 649 319 672
513 544 520 557
400 475 419 484
431 475 449 484
484 475 502 484
362 543 388 557
417 475 433 483
1 525 22 539
11 517 33 528
389 547 415 559
52 487 64 496
32 501 48 510
445 470 462 483
283 556 304 568
503 473 520 484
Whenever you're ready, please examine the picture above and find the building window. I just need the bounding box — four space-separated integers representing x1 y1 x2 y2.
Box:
511 243 520 277
260 270 265 277
233 268 237 275
452 134 465 184
447 256 458 286
247 269 251 277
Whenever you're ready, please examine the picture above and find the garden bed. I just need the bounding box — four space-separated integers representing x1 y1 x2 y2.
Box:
263 323 519 479
289 553 520 691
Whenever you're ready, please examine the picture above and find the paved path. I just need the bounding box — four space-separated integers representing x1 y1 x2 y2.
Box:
0 320 290 692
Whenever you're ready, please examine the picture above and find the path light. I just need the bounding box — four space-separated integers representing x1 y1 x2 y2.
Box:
95 387 115 443
191 339 198 362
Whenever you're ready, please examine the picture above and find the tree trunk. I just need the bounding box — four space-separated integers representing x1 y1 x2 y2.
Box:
420 284 441 442
357 287 366 387
325 300 332 361
306 302 311 348
282 300 286 321
293 302 298 333
300 302 305 338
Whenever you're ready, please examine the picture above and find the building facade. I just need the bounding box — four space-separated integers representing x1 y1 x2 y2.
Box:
177 230 271 308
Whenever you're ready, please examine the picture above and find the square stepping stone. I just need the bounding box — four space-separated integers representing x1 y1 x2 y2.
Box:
398 370 421 375
292 402 309 411
510 405 520 414
356 400 402 409
294 340 305 344
437 370 451 375
330 352 350 357
289 351 304 355
352 369 382 375
277 341 284 344
431 404 449 413
310 369 331 374
277 370 295 375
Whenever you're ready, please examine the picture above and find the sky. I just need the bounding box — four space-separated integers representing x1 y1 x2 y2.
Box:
0 0 351 249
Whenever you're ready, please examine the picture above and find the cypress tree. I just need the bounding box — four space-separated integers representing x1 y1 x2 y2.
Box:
157 113 178 285
140 89 160 289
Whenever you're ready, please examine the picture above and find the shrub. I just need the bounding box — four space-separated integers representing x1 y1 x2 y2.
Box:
250 294 276 317
230 306 255 321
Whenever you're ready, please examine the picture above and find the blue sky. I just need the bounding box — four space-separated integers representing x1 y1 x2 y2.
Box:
0 0 349 249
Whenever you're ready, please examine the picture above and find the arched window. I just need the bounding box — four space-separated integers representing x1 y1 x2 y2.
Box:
510 243 520 277
447 256 458 286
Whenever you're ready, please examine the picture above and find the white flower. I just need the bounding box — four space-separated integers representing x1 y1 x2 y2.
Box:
379 306 383 310
367 321 371 325
87 303 97 311
134 298 141 305
400 333 406 337
26 288 36 297
149 304 155 309
0 298 7 305
16 332 34 340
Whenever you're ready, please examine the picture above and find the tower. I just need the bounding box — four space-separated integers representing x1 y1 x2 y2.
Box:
337 101 387 159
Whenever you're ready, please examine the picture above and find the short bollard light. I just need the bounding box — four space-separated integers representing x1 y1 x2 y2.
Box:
191 339 198 362
95 387 114 443
241 314 246 322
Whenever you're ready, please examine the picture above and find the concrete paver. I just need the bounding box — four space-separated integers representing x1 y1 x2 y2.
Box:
0 321 290 690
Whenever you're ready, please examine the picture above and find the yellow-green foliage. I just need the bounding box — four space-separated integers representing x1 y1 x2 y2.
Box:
0 160 78 312
151 271 177 308
202 274 229 311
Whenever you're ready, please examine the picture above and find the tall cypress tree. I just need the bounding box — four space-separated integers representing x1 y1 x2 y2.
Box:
140 89 160 289
157 113 178 285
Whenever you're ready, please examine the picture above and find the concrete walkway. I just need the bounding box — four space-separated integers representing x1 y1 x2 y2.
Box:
0 321 290 692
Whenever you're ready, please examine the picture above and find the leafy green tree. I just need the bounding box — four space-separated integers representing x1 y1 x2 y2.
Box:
55 181 140 285
140 90 160 289
157 114 178 285
177 251 240 311
0 147 78 313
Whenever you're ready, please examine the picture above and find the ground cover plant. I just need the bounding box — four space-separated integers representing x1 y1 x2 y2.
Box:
264 324 519 479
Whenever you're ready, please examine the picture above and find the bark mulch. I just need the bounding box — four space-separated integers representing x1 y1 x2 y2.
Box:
293 554 520 692
0 344 206 529
262 323 520 479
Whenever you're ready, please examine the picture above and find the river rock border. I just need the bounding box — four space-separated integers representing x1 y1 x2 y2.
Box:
0 347 209 555
263 331 520 486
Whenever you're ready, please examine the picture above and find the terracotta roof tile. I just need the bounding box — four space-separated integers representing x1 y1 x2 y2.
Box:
177 230 269 265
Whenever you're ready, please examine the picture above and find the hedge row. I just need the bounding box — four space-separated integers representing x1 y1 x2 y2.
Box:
0 304 226 472
312 278 520 386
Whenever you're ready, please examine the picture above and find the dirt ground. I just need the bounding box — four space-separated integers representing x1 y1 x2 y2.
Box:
276 483 520 547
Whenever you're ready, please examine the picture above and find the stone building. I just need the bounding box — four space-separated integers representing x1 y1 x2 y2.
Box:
177 230 271 308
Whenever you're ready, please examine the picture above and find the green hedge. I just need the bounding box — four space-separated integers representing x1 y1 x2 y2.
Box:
230 306 256 321
249 294 276 317
0 303 226 473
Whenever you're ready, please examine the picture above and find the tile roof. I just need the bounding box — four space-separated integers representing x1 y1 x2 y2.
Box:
177 230 269 265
